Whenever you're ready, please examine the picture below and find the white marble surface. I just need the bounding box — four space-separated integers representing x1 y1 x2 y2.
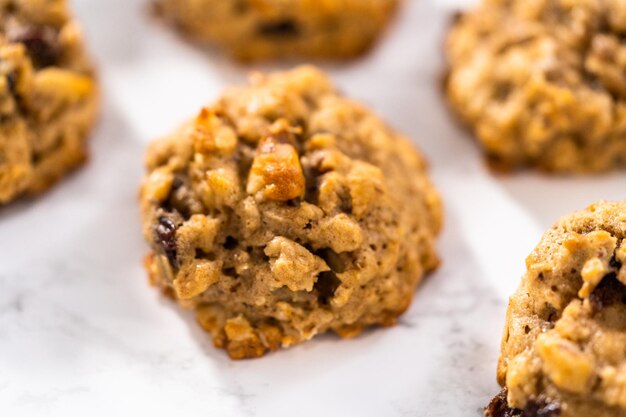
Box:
1 0 626 416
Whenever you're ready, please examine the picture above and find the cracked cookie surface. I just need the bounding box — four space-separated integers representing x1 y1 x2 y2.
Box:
487 201 626 417
154 0 398 61
140 66 442 359
0 0 98 204
446 0 626 173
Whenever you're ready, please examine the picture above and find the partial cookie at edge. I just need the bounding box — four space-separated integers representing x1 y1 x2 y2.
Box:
0 0 99 204
154 0 399 61
446 0 626 173
487 201 626 417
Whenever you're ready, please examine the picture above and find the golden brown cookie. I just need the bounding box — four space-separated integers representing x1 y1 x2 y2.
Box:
446 0 626 173
154 0 399 61
0 0 98 204
140 66 442 359
487 201 626 417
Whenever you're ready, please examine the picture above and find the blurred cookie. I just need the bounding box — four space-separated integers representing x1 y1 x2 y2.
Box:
487 201 626 417
140 66 442 359
0 0 98 204
154 0 398 60
446 0 626 172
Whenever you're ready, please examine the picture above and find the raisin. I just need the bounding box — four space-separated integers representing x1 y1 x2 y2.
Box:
154 216 178 268
485 390 561 417
609 254 623 269
523 399 561 417
257 20 300 38
7 24 59 68
485 389 521 417
589 273 625 314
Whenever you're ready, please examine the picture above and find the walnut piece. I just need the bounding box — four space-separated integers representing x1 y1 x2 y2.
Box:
247 119 305 201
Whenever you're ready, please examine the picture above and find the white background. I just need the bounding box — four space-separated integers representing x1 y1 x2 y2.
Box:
1 0 625 416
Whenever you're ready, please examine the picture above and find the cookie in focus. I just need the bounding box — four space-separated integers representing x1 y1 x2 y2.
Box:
140 66 442 359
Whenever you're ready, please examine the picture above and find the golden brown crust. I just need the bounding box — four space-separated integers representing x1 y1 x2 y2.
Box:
154 0 399 61
140 66 442 359
0 0 99 204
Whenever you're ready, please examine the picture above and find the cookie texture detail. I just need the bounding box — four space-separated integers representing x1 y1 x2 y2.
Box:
488 201 626 417
140 66 442 359
446 0 626 172
0 0 98 204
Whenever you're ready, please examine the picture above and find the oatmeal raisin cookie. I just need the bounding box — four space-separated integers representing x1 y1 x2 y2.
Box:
140 66 442 359
487 201 626 417
446 0 626 172
154 0 399 61
0 0 98 204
